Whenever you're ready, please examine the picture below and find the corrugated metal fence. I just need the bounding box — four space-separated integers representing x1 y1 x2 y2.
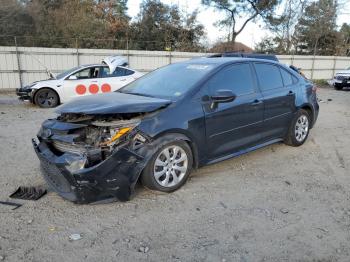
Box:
1 45 350 89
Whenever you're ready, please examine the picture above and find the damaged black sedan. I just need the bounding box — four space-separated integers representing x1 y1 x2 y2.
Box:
33 58 319 203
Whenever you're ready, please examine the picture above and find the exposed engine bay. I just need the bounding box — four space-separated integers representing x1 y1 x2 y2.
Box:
40 113 150 170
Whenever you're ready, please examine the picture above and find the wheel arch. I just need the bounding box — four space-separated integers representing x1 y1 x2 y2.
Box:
298 103 314 127
152 129 199 169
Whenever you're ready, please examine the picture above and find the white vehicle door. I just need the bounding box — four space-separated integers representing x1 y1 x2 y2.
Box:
61 66 102 102
100 66 139 92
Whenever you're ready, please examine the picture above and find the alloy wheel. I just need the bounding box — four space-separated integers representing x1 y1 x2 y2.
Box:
37 90 57 107
153 145 188 188
295 115 309 142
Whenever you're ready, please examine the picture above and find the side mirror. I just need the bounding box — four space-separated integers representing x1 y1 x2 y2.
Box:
211 89 236 103
68 75 78 80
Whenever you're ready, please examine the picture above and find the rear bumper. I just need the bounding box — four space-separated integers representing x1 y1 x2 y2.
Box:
32 138 145 204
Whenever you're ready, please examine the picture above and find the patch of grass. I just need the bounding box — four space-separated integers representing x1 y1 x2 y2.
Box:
312 79 329 86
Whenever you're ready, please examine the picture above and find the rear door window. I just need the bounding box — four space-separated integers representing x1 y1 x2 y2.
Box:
206 63 255 96
254 63 283 91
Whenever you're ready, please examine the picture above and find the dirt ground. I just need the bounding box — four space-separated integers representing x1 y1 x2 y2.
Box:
0 87 349 262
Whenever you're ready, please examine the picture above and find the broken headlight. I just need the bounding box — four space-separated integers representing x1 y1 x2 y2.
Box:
92 119 141 147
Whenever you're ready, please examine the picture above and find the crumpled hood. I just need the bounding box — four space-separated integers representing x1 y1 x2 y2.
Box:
56 92 172 115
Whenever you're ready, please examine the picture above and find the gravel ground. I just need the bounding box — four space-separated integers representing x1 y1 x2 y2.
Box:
0 87 349 262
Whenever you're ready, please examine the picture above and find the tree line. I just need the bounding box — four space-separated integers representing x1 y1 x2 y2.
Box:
0 0 349 55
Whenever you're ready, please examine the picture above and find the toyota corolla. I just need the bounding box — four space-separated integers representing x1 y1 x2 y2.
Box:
33 57 319 203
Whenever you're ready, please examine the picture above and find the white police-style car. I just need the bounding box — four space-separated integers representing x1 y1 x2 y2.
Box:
16 56 143 108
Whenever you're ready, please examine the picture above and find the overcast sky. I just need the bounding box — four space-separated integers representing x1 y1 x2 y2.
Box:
127 0 350 48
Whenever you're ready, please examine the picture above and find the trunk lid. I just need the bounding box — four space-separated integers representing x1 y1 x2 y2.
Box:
102 56 128 73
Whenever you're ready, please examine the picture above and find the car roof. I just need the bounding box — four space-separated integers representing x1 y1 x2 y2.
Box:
79 64 133 70
187 57 280 66
219 52 279 62
79 64 105 68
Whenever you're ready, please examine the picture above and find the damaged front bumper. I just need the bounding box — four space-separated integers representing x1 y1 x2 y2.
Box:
16 87 33 101
32 138 146 204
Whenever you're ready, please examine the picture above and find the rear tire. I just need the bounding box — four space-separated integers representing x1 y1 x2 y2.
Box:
34 88 60 108
285 109 311 147
141 139 193 193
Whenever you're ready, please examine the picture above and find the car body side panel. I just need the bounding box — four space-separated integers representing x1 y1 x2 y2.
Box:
259 87 296 140
295 80 319 127
203 92 264 160
137 99 208 165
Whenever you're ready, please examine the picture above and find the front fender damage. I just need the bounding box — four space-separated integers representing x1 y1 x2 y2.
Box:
33 113 156 204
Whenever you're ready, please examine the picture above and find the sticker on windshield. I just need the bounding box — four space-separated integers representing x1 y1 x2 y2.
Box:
186 64 211 70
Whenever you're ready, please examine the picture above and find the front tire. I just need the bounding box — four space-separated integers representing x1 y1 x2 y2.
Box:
334 85 343 90
285 109 311 147
141 140 193 193
34 88 60 108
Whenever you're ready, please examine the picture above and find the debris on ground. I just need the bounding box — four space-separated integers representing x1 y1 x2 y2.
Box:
327 98 332 101
0 255 4 261
285 181 291 186
69 233 82 241
219 201 228 209
0 201 22 210
48 226 56 232
315 227 329 233
280 208 289 214
10 186 47 201
138 246 150 253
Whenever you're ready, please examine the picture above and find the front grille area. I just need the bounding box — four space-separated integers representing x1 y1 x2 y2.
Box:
37 153 72 193
336 75 350 81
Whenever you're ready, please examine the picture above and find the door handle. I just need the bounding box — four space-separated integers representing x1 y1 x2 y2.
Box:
120 78 127 82
91 80 98 83
251 99 263 106
287 91 294 96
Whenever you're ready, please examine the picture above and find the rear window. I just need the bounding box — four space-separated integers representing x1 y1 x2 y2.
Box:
280 68 295 86
254 63 283 91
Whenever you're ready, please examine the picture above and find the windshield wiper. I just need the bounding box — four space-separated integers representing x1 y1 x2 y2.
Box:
120 91 156 98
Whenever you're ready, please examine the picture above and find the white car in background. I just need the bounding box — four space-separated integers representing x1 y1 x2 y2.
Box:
330 66 350 90
16 56 143 108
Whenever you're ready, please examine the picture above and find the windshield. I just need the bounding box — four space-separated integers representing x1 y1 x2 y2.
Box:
56 66 84 79
119 63 215 99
